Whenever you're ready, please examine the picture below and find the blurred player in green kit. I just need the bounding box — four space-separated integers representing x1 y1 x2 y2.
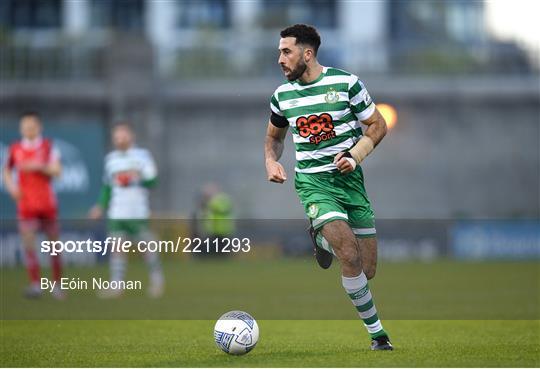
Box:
89 123 164 298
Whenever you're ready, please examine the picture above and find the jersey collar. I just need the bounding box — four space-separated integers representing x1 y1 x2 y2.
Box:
21 136 43 149
295 66 327 86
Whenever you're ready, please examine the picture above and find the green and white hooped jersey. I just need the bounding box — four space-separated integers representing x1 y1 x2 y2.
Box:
104 147 157 219
270 66 375 174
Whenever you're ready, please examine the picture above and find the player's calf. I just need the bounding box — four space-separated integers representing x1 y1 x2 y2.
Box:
357 237 378 280
363 265 376 280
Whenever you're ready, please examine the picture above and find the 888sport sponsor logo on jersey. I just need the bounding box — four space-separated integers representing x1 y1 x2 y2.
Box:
295 113 336 145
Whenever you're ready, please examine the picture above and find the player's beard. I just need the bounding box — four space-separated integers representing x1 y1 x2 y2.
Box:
285 59 307 81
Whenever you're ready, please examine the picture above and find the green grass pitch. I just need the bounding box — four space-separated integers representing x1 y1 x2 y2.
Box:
1 320 539 367
1 259 539 367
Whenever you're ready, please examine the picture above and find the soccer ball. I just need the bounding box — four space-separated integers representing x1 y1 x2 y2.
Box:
214 310 259 355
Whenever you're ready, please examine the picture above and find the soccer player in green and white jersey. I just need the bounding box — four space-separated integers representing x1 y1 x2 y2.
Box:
264 24 392 351
89 124 164 298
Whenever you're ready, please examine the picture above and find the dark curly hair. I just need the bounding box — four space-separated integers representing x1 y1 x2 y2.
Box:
20 110 41 120
280 24 321 56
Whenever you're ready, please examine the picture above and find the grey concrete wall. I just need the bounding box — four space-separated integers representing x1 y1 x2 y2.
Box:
162 93 539 219
1 77 538 219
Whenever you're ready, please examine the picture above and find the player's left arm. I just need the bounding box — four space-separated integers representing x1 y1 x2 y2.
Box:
334 108 387 173
37 145 62 177
140 149 158 188
359 107 388 148
335 77 387 173
89 156 111 220
41 159 62 177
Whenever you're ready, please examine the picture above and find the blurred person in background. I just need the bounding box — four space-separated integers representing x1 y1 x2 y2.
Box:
264 24 391 350
2 111 64 299
191 182 235 257
89 123 164 298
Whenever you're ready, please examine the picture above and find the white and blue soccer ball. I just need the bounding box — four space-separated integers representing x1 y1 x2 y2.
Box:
214 310 259 355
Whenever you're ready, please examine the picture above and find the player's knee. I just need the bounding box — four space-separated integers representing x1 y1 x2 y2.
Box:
336 246 360 268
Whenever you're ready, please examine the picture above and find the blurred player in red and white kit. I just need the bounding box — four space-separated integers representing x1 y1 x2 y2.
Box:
2 111 64 299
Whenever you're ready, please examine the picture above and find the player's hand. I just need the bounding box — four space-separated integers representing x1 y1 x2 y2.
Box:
88 205 103 220
125 170 141 183
7 187 21 202
115 170 140 187
334 152 357 174
265 159 287 184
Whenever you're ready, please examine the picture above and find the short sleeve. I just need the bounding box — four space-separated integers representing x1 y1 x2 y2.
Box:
49 144 61 163
103 154 112 185
349 76 376 121
270 92 283 116
269 91 289 128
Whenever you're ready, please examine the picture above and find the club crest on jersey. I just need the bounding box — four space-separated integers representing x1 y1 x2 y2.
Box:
324 88 339 104
307 204 319 218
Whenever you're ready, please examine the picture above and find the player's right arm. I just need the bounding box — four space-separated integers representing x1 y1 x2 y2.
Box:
88 184 111 219
2 166 20 202
2 145 21 201
264 121 288 184
89 155 112 220
265 90 289 184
